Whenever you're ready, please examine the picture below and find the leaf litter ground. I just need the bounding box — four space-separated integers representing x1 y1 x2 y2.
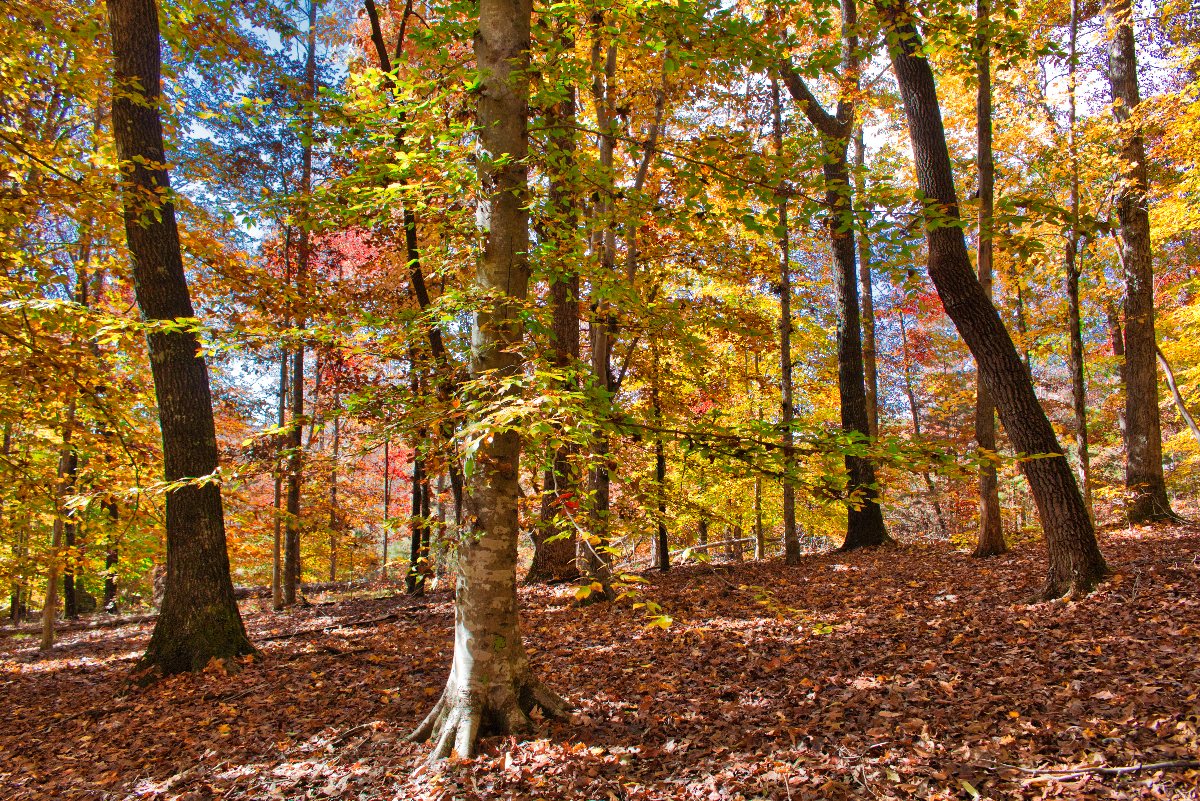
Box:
2 524 1198 800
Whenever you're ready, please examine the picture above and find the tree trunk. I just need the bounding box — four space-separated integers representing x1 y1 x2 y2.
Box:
885 0 1106 598
1065 0 1094 522
409 0 567 758
103 499 118 611
272 347 286 610
973 0 1006 557
61 448 79 619
583 27 618 595
284 0 318 606
42 413 75 650
771 79 800 564
381 438 390 578
854 129 879 439
1106 0 1173 522
363 0 466 525
528 38 581 584
107 0 254 672
407 426 426 596
649 342 669 572
1157 346 1200 446
779 0 886 550
898 309 949 537
1107 298 1129 450
328 406 340 583
824 147 887 550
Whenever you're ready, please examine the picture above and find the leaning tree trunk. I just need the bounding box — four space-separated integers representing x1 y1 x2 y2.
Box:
1107 0 1173 523
972 0 1006 557
885 0 1106 598
107 0 254 674
409 0 567 759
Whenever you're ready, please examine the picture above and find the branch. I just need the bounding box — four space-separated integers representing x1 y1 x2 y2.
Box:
776 61 846 139
1157 345 1200 446
985 759 1200 781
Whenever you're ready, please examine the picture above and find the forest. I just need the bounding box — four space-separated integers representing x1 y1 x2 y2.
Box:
2 0 1199 796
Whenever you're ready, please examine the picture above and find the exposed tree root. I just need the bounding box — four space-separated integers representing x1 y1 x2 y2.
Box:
409 674 570 761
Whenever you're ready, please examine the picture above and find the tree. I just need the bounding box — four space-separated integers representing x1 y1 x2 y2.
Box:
883 0 1107 598
972 0 1006 557
771 78 801 564
106 0 255 673
1064 0 1094 523
408 0 567 758
779 0 888 551
527 13 582 584
1106 0 1174 523
283 0 319 607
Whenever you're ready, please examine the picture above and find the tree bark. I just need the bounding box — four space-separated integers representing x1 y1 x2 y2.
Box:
409 0 567 758
885 0 1106 598
583 27 618 596
779 0 888 550
771 79 800 564
1106 0 1173 522
41 409 75 650
327 403 340 583
1157 346 1200 446
272 346 286 610
106 0 254 672
528 28 581 583
284 0 319 606
381 438 390 578
407 412 427 596
972 0 1006 557
103 499 118 611
854 128 879 439
1065 0 1094 522
652 344 669 572
363 0 466 523
898 309 949 537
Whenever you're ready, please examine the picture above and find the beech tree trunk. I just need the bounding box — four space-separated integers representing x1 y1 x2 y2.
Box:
973 0 1006 557
1106 0 1173 523
886 0 1106 598
409 0 567 758
106 0 254 673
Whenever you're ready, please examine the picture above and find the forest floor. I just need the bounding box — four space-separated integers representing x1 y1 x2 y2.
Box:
2 524 1199 800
